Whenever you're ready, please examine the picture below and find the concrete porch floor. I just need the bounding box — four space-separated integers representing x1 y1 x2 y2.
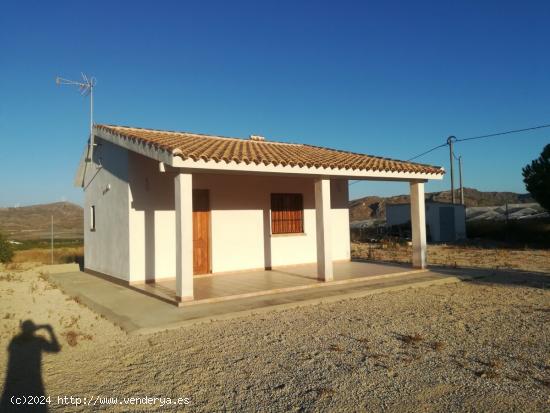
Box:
48 264 481 335
133 261 424 306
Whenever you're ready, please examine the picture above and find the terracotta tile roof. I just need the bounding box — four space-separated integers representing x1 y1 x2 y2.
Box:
95 124 444 175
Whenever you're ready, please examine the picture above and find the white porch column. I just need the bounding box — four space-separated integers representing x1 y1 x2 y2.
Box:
410 181 427 269
315 178 333 281
175 172 194 301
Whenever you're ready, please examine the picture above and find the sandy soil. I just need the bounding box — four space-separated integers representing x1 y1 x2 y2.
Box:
0 264 548 412
352 242 550 274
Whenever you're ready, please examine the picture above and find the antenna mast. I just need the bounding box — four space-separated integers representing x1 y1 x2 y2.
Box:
56 73 96 161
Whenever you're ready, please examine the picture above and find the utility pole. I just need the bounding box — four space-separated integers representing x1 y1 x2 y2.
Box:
458 155 464 205
50 215 54 265
447 136 456 204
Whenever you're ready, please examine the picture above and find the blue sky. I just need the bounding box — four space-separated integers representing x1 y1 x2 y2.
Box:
1 0 549 206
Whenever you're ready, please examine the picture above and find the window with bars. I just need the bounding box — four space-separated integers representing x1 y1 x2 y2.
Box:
271 193 304 234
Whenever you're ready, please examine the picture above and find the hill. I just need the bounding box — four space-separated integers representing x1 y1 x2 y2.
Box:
349 188 534 221
0 190 539 240
0 202 83 240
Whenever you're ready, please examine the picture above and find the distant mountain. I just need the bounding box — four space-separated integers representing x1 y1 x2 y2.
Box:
0 202 83 240
0 191 538 239
349 188 534 221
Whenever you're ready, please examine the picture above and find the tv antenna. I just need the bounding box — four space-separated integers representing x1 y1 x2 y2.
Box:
56 73 96 161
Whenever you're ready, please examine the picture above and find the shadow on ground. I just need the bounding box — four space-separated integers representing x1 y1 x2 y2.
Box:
429 266 550 289
0 320 61 412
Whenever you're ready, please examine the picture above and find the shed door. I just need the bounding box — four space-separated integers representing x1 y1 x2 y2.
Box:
193 189 210 275
439 207 455 242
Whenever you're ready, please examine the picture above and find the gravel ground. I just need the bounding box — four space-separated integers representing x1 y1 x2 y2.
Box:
0 264 548 412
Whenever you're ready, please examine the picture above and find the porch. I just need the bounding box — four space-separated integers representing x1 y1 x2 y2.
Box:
133 260 425 306
170 172 429 303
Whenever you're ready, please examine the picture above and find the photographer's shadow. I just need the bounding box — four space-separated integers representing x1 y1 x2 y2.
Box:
1 320 60 412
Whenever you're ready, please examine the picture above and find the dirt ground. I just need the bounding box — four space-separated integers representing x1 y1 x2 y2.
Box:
0 260 548 412
351 242 550 274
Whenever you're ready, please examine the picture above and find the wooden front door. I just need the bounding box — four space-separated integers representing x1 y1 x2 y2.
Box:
193 189 210 275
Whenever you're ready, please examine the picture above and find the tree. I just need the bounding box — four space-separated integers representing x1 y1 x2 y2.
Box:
522 144 550 211
0 232 14 264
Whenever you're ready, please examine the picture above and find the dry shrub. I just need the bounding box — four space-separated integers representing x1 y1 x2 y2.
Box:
62 315 80 328
0 273 22 282
62 330 93 347
431 341 446 351
63 330 78 347
65 295 82 305
29 280 38 294
535 378 550 388
329 344 343 352
400 333 423 345
477 369 499 379
316 387 335 399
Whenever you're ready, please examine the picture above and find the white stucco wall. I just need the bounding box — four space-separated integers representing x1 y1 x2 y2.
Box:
125 154 350 281
127 152 176 283
83 139 130 280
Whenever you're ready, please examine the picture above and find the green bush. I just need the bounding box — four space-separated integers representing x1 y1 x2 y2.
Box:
0 232 14 263
522 144 550 211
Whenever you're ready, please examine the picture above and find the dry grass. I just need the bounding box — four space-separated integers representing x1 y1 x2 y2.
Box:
12 246 83 265
351 242 550 273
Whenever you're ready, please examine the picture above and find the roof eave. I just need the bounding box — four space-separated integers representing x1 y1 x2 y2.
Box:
94 126 178 166
95 125 444 181
172 156 444 181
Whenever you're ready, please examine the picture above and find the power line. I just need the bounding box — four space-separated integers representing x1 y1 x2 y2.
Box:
455 123 550 142
406 123 550 161
407 143 447 161
349 122 550 187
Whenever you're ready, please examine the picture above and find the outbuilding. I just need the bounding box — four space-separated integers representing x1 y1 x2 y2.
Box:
386 201 466 242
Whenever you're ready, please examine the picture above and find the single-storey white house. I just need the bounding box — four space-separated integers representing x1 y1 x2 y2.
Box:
386 202 466 242
76 125 444 303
